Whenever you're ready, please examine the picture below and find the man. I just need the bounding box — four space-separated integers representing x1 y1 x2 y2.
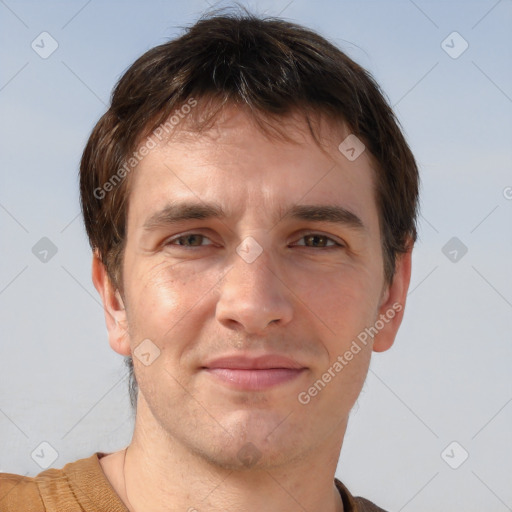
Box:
0 11 418 512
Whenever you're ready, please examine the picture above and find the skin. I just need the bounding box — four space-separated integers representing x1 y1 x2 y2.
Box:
93 106 412 512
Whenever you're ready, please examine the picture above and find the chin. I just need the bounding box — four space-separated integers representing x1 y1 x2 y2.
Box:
196 412 306 471
198 440 299 472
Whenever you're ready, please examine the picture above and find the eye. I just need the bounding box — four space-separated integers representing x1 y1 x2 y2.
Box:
166 233 212 247
293 233 343 249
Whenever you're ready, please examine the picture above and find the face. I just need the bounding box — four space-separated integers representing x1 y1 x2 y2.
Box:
99 106 409 470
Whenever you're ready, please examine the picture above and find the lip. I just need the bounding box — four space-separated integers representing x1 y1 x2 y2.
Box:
202 355 307 391
203 355 305 370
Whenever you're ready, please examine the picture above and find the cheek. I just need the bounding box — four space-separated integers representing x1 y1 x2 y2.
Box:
127 263 181 333
125 258 222 340
125 261 216 401
321 346 372 419
289 262 382 339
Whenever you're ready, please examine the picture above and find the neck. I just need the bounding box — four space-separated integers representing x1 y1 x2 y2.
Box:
117 401 346 512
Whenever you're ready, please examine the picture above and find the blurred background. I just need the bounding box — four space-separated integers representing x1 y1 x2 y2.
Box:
1 1 511 510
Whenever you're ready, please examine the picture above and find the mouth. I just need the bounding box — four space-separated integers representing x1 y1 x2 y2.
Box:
201 355 307 391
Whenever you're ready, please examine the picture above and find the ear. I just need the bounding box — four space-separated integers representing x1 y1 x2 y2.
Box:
372 244 413 353
91 249 131 357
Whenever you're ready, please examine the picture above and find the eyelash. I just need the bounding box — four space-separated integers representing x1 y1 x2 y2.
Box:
165 232 344 249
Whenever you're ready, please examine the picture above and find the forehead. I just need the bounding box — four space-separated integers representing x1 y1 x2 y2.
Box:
127 107 379 234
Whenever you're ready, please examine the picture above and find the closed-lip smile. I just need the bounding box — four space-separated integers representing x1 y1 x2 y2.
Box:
202 355 307 391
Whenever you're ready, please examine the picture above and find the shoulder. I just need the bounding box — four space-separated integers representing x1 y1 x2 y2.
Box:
335 478 389 512
353 496 389 512
0 471 44 512
0 452 124 512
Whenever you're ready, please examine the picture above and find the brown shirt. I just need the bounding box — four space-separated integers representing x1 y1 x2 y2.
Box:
0 453 387 511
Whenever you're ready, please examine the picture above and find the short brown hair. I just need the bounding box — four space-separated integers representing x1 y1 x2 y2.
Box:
80 11 419 410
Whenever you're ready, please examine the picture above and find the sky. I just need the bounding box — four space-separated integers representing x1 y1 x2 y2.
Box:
1 1 511 511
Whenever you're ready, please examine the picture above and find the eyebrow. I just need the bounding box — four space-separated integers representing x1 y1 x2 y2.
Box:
143 202 226 230
285 204 365 231
142 202 365 232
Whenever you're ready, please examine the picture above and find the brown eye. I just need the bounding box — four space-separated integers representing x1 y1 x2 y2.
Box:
170 234 209 246
300 234 337 248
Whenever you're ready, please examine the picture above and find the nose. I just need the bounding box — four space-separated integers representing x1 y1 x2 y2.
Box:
215 243 294 334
